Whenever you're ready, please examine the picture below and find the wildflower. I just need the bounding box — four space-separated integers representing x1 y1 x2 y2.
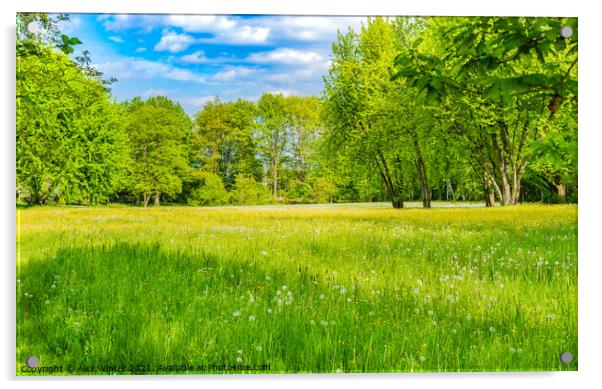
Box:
232 311 241 318
45 300 50 304
281 285 287 291
320 320 328 326
451 328 457 335
248 315 255 321
413 288 420 295
340 287 347 294
260 251 268 256
248 295 255 304
236 357 243 363
419 356 426 362
287 291 293 297
368 311 375 316
237 349 243 354
427 310 434 316
500 283 505 289
276 290 282 296
489 327 496 333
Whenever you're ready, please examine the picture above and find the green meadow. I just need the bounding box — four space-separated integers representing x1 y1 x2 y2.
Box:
16 203 577 374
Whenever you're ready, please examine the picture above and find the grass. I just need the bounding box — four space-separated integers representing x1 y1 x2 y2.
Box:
16 202 577 374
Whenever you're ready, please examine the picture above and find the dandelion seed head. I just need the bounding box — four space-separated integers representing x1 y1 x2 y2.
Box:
232 311 241 318
248 315 255 321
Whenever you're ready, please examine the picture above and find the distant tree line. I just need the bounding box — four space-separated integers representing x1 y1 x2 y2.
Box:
16 14 578 208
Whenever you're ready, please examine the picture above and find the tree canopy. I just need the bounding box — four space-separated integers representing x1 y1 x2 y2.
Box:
16 14 578 207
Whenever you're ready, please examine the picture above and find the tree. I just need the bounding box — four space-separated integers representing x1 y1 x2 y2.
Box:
256 93 289 199
17 41 128 205
191 98 261 189
392 16 578 205
124 97 191 206
322 17 418 209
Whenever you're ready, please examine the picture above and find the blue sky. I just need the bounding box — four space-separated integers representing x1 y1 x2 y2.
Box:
55 14 366 115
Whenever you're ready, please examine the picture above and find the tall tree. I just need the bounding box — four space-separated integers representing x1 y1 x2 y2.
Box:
124 96 191 207
256 93 289 198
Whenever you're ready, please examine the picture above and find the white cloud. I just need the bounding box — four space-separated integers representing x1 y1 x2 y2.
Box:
210 67 255 82
182 95 216 109
135 47 147 53
165 15 236 32
166 15 270 44
181 50 209 64
266 89 298 97
108 36 124 43
267 16 365 42
154 30 197 53
97 14 158 33
94 57 205 83
247 48 323 65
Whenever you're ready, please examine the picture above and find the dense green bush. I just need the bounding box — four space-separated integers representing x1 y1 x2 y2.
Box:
186 172 229 206
230 174 272 205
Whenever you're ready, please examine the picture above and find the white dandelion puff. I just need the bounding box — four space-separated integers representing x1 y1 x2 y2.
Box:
232 311 241 318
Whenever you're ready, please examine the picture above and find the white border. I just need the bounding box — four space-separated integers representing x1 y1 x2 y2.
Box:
3 1 601 389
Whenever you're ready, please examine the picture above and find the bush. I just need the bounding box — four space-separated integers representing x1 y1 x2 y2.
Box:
312 177 336 203
230 174 272 205
187 172 229 206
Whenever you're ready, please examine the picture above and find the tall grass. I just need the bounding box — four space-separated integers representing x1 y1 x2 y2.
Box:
16 203 577 374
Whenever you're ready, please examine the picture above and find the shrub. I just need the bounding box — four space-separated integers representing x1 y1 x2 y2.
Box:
186 172 229 206
231 174 272 205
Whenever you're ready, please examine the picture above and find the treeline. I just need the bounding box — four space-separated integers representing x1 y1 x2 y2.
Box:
16 14 578 208
322 17 578 208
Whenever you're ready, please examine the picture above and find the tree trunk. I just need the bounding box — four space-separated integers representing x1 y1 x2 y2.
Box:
556 183 567 203
410 129 430 209
143 193 150 208
272 157 278 198
154 194 160 206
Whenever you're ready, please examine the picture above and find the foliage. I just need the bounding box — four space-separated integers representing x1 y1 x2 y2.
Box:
186 171 230 206
17 44 128 205
230 174 273 205
123 96 191 206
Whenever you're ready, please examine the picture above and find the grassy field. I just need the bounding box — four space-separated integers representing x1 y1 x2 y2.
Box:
16 203 577 374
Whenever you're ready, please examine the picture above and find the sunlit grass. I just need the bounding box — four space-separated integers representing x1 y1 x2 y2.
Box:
16 203 577 374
